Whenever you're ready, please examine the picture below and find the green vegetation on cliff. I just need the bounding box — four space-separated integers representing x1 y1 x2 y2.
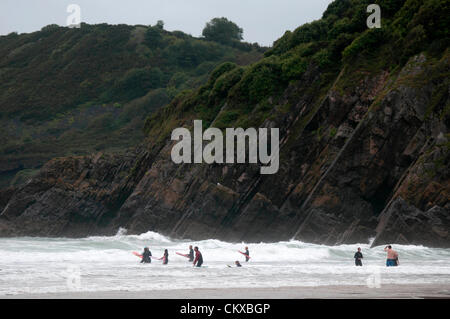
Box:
0 20 264 187
144 0 448 144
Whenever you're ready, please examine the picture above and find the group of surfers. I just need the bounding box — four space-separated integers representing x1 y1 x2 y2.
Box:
138 245 249 267
137 245 399 267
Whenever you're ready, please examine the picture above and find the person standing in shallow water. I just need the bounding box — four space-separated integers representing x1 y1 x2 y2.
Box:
244 246 250 262
188 245 194 262
141 247 152 264
384 245 399 266
162 249 169 265
193 246 203 267
354 247 363 266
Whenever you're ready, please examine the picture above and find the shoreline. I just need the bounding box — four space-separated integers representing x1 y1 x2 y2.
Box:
2 284 450 299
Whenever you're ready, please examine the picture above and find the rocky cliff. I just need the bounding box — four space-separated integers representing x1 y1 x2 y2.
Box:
1 0 449 247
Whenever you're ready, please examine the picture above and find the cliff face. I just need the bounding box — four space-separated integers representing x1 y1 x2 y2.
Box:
114 52 449 247
1 0 449 247
1 52 448 246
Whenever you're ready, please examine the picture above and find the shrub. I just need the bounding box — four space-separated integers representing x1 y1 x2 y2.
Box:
312 49 333 69
211 66 244 98
208 62 238 84
281 55 307 81
342 28 385 60
403 24 427 57
109 67 164 101
145 27 164 49
228 59 284 105
288 20 329 49
213 110 241 128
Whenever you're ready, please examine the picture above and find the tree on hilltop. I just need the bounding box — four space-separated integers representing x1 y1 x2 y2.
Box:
202 17 243 45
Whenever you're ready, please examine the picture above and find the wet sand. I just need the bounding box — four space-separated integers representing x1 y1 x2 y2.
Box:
2 284 450 299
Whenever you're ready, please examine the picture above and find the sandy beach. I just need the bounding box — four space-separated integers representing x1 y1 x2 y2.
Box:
2 284 450 299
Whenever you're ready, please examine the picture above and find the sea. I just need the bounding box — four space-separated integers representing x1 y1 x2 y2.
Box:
0 230 449 296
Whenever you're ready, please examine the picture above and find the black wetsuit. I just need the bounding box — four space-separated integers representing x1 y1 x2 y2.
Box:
354 251 363 266
163 251 169 265
141 250 152 263
194 250 203 267
245 250 250 262
188 249 194 262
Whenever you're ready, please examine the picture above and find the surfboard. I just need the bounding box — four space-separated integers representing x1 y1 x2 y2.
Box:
176 252 189 258
238 250 251 259
133 251 143 258
134 252 163 260
151 256 163 260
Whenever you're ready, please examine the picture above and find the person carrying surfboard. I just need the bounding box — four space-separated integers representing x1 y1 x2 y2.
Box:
141 247 152 264
238 247 251 261
193 246 203 267
244 247 250 262
162 249 169 265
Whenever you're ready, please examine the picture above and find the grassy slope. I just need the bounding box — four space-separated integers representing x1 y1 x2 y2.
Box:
0 23 264 187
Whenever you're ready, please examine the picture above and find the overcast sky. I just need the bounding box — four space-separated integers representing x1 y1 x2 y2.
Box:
0 0 333 46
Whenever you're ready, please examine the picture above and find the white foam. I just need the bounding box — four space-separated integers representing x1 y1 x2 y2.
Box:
0 233 449 295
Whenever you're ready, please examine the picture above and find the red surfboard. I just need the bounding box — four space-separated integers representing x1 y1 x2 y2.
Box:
133 252 162 260
176 252 189 258
151 256 163 260
133 251 143 258
238 250 251 259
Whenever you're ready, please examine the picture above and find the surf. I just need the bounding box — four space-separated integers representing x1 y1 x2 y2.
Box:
0 231 449 296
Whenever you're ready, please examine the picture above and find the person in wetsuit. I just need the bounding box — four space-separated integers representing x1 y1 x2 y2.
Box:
162 249 169 265
235 261 242 267
141 247 152 264
193 246 203 267
354 247 363 266
188 245 194 262
244 247 250 262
